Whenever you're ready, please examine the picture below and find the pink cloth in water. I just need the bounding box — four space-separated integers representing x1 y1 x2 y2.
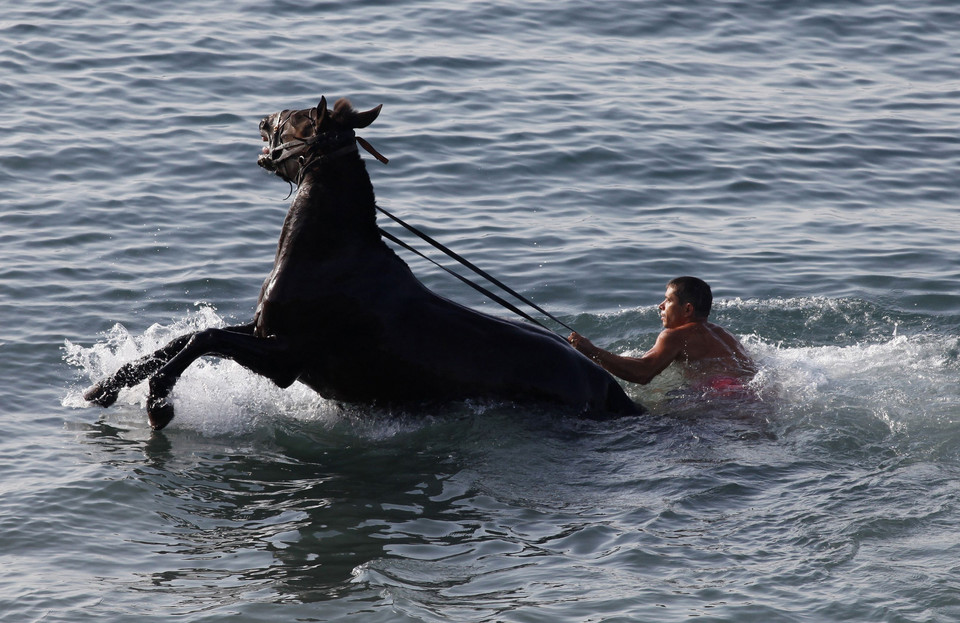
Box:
695 375 750 397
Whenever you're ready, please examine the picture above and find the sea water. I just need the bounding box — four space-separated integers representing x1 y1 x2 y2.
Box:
2 0 960 621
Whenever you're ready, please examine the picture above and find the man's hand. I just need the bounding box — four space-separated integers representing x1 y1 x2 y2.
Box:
570 331 666 385
568 332 600 359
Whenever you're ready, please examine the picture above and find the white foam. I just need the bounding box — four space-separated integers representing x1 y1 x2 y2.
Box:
64 305 960 440
742 332 960 432
63 306 340 436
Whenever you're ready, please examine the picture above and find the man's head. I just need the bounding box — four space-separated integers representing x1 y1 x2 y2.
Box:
662 276 713 324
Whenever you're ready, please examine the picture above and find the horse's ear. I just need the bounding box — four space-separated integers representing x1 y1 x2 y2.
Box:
315 96 328 128
352 104 382 129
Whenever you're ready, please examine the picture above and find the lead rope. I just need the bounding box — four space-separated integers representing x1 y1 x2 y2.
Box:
376 205 576 335
378 228 551 331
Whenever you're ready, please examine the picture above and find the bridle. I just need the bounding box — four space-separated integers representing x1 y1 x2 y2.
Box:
263 108 389 191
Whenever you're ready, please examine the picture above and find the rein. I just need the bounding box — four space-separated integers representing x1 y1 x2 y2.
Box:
268 118 574 337
377 227 553 330
376 206 575 335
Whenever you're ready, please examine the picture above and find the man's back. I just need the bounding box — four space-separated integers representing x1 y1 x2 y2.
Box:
667 321 751 364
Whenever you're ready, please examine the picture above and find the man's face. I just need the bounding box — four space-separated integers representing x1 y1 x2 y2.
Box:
658 286 692 329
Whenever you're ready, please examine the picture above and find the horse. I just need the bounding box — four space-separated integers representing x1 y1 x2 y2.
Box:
83 97 643 429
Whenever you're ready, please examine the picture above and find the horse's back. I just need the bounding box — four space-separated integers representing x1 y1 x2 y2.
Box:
380 290 642 416
264 245 642 417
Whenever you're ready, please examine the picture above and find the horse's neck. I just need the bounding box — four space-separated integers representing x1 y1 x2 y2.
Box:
281 161 381 254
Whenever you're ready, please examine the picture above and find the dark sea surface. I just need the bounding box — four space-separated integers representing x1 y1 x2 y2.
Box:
3 1 960 621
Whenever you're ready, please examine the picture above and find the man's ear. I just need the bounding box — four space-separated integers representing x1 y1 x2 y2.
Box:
681 302 696 319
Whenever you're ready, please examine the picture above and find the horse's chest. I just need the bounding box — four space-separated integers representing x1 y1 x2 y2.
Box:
256 259 392 336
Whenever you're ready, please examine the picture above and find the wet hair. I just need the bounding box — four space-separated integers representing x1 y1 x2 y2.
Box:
667 276 712 319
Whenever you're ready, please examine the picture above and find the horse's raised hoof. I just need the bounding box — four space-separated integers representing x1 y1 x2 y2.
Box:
83 381 120 408
147 395 175 431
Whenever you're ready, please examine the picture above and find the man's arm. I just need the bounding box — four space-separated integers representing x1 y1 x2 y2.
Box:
568 331 682 385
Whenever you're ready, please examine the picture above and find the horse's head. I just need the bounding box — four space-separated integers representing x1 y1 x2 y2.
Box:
258 97 383 184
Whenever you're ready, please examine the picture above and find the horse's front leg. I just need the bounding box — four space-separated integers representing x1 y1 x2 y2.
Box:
84 323 256 408
146 329 301 430
84 334 194 407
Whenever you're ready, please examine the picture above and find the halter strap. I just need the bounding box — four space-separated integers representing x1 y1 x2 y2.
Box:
295 142 361 183
268 110 389 169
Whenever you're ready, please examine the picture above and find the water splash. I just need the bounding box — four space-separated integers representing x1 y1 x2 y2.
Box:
62 301 960 453
62 307 490 439
574 297 960 457
62 306 337 436
726 314 960 469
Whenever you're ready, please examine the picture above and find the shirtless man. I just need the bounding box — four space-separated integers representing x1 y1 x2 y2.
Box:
568 276 756 392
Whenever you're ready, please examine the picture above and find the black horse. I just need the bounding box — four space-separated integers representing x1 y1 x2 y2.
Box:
84 97 643 429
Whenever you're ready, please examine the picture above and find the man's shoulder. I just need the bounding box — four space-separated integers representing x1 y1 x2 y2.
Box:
663 321 706 336
658 323 700 347
662 321 730 350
